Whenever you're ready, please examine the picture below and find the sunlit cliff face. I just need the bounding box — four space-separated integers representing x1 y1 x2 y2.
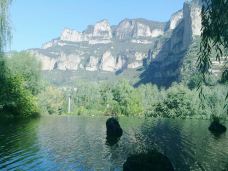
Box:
29 0 202 73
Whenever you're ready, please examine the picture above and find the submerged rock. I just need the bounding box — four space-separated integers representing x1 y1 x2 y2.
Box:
106 117 123 137
208 121 227 134
106 136 121 146
123 151 174 171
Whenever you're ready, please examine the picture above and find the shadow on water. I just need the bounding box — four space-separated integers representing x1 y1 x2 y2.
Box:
137 118 191 171
136 118 228 171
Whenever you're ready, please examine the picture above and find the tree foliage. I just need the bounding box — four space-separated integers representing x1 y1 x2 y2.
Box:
0 52 42 118
57 79 227 119
198 0 228 102
198 0 228 76
0 0 11 52
6 52 42 95
38 86 65 115
0 73 39 118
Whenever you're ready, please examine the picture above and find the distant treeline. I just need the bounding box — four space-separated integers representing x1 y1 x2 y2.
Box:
0 52 227 121
57 80 227 120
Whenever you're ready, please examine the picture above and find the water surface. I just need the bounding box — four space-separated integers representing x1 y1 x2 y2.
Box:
0 116 227 171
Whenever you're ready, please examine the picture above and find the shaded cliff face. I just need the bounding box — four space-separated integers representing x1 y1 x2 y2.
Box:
136 0 202 87
28 0 203 86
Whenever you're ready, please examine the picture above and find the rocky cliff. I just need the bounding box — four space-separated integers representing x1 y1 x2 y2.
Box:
30 17 168 72
136 0 202 86
29 0 203 86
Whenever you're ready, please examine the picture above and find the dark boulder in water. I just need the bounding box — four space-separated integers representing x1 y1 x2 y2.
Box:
106 135 121 146
123 151 174 171
106 117 123 137
209 121 226 134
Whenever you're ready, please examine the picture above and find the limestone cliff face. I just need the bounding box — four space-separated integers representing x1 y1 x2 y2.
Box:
182 0 202 49
99 51 126 72
115 19 165 40
61 29 88 42
86 56 99 71
92 20 112 39
168 10 183 30
57 53 81 70
137 0 203 86
187 1 202 36
60 20 112 43
30 50 57 70
28 0 202 77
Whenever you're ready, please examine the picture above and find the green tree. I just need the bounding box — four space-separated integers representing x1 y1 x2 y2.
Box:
0 74 39 118
6 52 42 95
153 84 198 118
0 0 11 52
111 81 143 116
0 0 12 107
198 0 228 102
38 86 65 115
0 1 40 118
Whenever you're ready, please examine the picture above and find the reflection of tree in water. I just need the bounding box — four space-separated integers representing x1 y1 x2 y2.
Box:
0 119 41 170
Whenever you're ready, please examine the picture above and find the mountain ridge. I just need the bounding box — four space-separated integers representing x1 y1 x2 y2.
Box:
28 0 204 86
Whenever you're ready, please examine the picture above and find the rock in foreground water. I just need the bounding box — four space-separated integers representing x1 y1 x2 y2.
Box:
123 151 174 171
106 117 123 137
209 121 226 134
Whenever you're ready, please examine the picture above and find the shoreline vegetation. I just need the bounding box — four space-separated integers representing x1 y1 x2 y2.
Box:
0 52 227 123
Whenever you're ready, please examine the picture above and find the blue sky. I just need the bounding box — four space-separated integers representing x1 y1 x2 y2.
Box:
10 0 185 51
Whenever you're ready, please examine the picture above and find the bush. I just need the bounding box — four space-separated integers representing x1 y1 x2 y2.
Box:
38 86 65 115
151 84 198 118
0 74 39 118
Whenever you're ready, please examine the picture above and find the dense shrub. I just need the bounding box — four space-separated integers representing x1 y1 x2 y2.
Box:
38 86 65 115
151 85 198 118
0 52 41 119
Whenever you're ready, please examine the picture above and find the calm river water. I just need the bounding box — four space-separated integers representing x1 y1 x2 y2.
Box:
0 116 227 171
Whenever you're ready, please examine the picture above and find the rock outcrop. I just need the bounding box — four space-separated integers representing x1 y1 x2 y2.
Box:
115 19 165 39
208 120 227 135
60 20 112 43
168 10 183 30
106 117 123 137
93 20 112 39
106 117 123 146
99 51 125 72
85 56 99 71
